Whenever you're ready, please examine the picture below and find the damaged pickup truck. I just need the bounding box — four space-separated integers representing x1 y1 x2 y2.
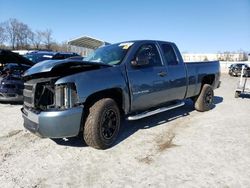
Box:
21 40 220 149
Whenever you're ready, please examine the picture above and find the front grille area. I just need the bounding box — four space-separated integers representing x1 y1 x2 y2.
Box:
34 82 54 110
23 78 56 110
23 82 35 108
24 95 32 104
24 84 33 91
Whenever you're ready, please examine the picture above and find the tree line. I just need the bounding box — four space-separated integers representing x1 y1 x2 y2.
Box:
0 18 69 51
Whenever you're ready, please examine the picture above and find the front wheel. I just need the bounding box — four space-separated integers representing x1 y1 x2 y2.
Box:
83 98 120 149
194 84 214 112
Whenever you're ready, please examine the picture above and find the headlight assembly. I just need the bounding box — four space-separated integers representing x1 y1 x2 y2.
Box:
55 83 78 109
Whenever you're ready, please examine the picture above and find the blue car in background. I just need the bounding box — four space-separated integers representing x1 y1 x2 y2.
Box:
24 51 80 64
0 50 34 102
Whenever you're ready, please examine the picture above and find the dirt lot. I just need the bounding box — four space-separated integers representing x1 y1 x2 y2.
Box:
0 74 250 188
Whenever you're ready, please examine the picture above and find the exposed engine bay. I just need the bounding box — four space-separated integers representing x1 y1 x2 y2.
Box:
23 60 110 111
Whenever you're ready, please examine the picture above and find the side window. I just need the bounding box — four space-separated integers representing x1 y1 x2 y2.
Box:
135 44 162 66
161 44 178 65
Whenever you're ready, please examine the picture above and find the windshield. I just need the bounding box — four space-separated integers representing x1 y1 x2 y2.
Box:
84 42 134 65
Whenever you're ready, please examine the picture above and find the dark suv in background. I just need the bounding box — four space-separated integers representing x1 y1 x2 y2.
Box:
0 50 34 102
228 63 250 77
24 51 80 64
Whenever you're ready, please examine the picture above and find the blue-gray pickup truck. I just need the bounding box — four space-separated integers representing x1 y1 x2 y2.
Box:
21 40 220 149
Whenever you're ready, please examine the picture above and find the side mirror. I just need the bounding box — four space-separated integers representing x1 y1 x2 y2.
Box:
131 55 149 67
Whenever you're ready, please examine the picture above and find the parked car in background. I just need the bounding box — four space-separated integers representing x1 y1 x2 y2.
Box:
24 51 80 64
0 49 33 102
228 63 250 77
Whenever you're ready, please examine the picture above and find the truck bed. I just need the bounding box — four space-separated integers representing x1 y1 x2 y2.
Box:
185 61 220 98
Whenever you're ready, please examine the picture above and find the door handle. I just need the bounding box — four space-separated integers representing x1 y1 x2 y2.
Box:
157 71 167 77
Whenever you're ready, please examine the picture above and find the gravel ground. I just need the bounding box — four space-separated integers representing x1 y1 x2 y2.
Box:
0 74 250 188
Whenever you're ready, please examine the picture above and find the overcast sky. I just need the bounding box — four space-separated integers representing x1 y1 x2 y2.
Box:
0 0 249 53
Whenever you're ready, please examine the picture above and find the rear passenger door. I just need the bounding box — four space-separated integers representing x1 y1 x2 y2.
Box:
126 42 169 112
159 42 187 100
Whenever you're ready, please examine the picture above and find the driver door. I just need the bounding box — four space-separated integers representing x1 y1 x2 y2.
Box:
126 43 168 112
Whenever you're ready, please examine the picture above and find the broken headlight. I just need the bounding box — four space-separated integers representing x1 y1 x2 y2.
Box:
55 83 78 109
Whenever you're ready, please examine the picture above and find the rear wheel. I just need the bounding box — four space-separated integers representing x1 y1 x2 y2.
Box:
194 84 214 112
83 98 120 149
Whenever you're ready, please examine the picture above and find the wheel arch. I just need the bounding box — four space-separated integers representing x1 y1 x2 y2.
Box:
193 74 216 99
84 88 125 115
201 74 215 87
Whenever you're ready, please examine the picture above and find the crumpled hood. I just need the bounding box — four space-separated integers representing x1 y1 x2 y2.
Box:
23 59 72 76
23 59 112 79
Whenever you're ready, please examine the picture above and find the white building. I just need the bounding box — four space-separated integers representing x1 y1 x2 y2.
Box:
182 53 217 62
182 52 247 62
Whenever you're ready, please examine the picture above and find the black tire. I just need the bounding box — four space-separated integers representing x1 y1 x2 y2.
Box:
83 98 120 149
194 84 214 112
235 91 240 98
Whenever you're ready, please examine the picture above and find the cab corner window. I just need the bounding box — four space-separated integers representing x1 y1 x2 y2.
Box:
161 44 178 66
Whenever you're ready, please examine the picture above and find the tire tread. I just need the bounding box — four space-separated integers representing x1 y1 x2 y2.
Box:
84 98 120 149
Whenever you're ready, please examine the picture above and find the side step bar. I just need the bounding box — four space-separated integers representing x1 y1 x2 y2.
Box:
127 101 185 121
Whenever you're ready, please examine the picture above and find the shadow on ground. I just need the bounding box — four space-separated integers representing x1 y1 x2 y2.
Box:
211 96 223 109
51 96 223 148
52 133 87 147
238 94 250 99
116 96 223 146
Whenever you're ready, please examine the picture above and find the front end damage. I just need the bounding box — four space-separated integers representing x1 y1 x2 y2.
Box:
22 77 83 138
23 78 80 111
21 59 109 138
